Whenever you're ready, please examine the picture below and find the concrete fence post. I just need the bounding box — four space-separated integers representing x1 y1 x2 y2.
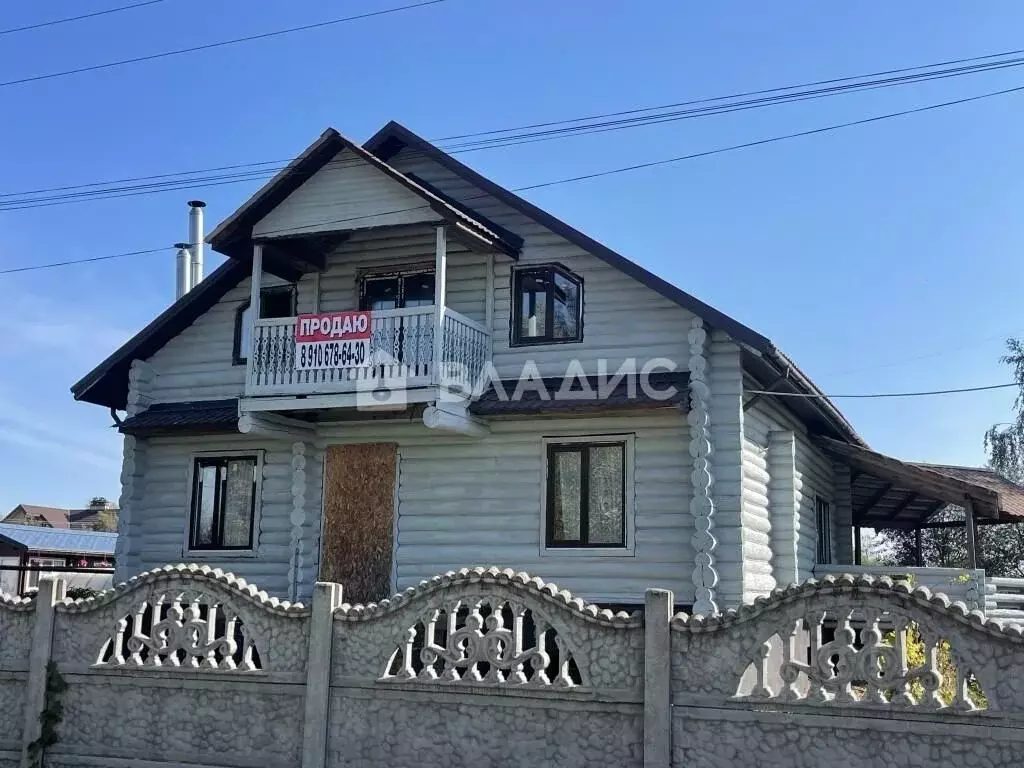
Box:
301 581 343 768
21 575 65 768
644 588 673 768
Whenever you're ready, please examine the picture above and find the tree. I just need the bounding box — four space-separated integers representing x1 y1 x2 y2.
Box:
876 339 1024 577
93 506 118 533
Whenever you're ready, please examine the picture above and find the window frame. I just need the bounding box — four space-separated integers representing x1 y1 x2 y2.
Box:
540 434 635 557
510 263 583 347
358 265 436 311
232 284 297 365
815 495 833 565
25 557 66 591
183 451 264 556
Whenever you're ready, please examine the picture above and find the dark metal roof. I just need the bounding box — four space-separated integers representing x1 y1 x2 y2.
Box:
118 399 240 436
0 523 116 556
816 437 1024 526
71 260 247 410
365 122 862 446
470 372 689 416
71 120 861 446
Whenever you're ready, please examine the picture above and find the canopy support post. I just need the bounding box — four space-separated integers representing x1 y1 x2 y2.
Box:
965 498 978 570
854 526 862 565
914 528 923 567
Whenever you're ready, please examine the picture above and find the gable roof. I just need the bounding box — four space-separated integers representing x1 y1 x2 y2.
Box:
208 128 521 260
71 259 248 410
71 121 862 445
5 504 70 528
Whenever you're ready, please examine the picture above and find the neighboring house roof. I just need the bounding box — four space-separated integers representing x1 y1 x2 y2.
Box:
0 523 116 556
70 121 862 446
6 504 71 528
816 437 1024 525
470 372 689 416
118 399 240 436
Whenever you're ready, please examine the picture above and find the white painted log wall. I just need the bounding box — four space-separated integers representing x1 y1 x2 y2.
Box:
128 434 322 599
745 398 836 581
388 150 694 379
740 434 774 598
252 147 436 237
316 410 694 604
705 333 746 606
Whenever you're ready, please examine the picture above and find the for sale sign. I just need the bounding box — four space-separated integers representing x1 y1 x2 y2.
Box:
294 311 372 370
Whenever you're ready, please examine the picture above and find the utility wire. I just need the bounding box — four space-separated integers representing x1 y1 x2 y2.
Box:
6 79 1024 273
0 247 168 274
4 45 1024 206
0 0 165 36
0 0 446 89
748 383 1019 399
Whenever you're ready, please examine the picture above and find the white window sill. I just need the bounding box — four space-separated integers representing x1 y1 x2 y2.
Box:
181 549 258 561
540 546 635 558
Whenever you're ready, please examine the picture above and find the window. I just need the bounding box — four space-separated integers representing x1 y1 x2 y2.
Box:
815 497 832 564
233 285 296 364
512 265 582 345
544 437 632 549
26 557 65 591
188 455 260 551
359 270 435 310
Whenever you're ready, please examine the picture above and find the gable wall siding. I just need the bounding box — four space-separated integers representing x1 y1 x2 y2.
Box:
252 148 435 237
388 150 693 380
744 397 837 581
145 228 485 404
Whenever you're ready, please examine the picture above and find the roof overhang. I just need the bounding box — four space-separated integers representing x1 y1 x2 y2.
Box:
208 128 521 277
815 436 1024 526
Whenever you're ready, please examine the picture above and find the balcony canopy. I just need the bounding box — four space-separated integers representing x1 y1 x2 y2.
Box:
815 436 1024 528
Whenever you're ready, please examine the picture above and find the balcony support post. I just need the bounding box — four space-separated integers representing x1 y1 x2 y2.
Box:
250 243 263 324
485 252 494 358
433 225 447 386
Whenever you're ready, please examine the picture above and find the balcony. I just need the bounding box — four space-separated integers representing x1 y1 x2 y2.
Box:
244 306 490 399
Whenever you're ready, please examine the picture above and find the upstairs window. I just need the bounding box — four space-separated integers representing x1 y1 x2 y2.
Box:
188 455 260 551
815 497 833 564
233 285 296 365
544 436 633 550
360 270 435 310
512 265 582 345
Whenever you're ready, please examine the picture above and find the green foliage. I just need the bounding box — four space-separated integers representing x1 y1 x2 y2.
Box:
26 662 68 767
65 586 101 600
985 339 1024 478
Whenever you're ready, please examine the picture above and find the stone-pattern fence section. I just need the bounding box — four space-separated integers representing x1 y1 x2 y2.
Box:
1 567 1024 767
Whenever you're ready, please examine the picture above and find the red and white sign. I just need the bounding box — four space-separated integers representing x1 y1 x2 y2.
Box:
294 311 372 371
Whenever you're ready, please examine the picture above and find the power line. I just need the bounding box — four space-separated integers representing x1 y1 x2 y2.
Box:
748 383 1019 399
3 45 1024 207
0 0 446 89
6 78 1023 273
0 247 168 275
0 0 164 37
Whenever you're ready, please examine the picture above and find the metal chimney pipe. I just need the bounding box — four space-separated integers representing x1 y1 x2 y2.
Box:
174 242 190 300
187 200 206 289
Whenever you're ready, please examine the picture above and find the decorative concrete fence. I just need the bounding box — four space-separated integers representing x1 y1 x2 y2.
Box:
2 567 1024 768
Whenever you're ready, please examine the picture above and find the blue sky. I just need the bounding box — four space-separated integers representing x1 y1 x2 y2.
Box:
1 0 1023 513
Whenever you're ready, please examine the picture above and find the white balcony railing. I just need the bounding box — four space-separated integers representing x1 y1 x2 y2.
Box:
245 306 490 398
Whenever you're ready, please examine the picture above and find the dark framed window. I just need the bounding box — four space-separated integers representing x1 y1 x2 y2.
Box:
359 270 435 310
189 456 259 551
815 497 832 564
546 440 627 548
233 285 296 365
512 265 582 346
